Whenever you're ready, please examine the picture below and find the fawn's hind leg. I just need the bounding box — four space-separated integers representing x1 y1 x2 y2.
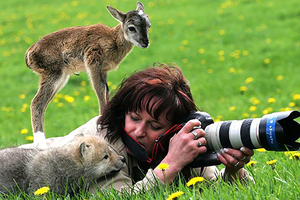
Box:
31 71 70 148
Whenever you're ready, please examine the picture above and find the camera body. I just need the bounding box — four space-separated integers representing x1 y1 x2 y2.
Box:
187 110 300 167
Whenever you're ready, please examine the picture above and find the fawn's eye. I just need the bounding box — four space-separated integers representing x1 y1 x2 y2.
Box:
128 26 136 32
103 155 109 159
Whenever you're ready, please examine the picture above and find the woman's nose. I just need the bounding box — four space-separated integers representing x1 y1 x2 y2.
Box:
135 124 146 138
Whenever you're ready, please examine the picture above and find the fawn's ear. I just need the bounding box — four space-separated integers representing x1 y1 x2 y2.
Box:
107 6 126 23
136 2 144 13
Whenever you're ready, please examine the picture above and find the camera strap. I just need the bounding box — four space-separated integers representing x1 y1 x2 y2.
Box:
121 124 183 163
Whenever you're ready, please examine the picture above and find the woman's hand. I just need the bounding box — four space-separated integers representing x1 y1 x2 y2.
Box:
218 147 254 181
154 119 207 183
166 119 207 170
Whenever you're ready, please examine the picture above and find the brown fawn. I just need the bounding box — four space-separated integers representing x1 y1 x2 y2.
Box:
25 2 151 148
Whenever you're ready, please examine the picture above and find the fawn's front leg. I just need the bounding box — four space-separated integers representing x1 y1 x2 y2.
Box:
87 65 110 114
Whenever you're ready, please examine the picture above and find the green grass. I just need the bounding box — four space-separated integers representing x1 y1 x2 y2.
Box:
0 0 300 199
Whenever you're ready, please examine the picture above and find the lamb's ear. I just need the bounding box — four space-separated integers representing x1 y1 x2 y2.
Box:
136 2 144 13
80 142 87 157
107 6 126 23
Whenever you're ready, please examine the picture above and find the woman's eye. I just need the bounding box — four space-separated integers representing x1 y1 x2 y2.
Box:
151 124 162 131
130 115 139 121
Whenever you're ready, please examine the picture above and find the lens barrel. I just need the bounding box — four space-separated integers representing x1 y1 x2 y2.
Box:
204 110 300 152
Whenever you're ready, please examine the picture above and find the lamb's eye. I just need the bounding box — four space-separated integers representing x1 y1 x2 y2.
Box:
104 155 109 159
128 26 136 32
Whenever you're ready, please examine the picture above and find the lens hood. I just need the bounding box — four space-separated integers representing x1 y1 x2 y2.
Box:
259 110 300 151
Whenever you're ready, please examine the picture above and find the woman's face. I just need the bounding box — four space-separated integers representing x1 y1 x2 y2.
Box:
124 109 173 156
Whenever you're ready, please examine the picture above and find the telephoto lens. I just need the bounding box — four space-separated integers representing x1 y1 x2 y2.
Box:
185 110 300 167
203 110 300 152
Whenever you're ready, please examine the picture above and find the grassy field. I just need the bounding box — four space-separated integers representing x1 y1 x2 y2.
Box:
0 0 300 199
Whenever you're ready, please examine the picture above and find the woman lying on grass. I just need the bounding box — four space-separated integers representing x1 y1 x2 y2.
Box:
22 64 254 193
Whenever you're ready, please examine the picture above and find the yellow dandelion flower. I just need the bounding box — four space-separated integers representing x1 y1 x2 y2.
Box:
293 94 300 101
80 81 87 86
264 58 271 64
19 94 26 99
289 102 295 107
157 163 169 171
148 2 155 7
228 67 236 73
71 1 78 7
179 46 185 51
268 98 276 103
207 68 213 73
84 95 90 101
216 115 223 121
267 159 277 165
262 109 269 115
198 48 205 54
229 106 236 111
245 77 254 84
216 55 224 61
251 114 258 118
246 161 257 167
25 37 32 44
253 99 260 105
256 148 266 152
219 56 225 61
284 151 298 156
34 186 50 195
53 98 59 103
182 40 188 46
56 94 63 98
249 97 260 105
167 191 184 200
182 58 188 63
168 19 175 25
249 106 256 112
111 85 117 90
242 50 249 56
280 107 292 112
57 102 64 107
238 15 244 20
186 20 194 26
218 50 225 56
73 91 80 96
219 29 225 35
289 152 300 160
21 129 29 134
25 136 34 141
64 95 75 103
276 75 284 81
242 113 250 118
265 38 271 43
186 177 205 187
240 86 247 92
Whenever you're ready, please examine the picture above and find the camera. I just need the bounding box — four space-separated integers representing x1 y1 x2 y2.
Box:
187 110 300 167
121 110 300 168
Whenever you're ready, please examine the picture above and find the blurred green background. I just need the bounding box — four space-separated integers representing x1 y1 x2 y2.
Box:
0 0 299 147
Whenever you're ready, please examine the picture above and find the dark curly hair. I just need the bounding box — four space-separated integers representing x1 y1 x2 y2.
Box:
98 64 198 143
